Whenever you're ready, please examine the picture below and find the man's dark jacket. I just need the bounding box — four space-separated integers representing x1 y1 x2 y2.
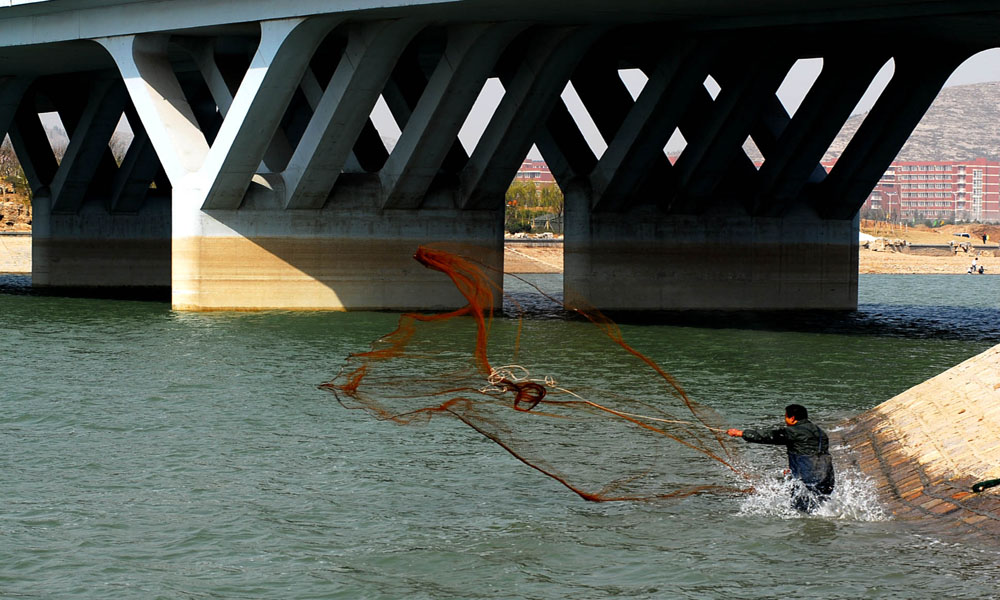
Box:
742 419 835 495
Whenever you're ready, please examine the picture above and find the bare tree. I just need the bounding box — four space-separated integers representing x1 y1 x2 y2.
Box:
0 135 29 203
110 130 132 166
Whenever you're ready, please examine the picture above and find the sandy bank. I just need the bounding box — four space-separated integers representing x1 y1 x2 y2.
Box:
503 241 999 276
3 236 996 277
0 234 30 274
859 247 998 275
503 242 563 273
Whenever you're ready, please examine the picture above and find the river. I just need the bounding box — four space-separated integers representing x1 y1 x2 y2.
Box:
1 272 998 599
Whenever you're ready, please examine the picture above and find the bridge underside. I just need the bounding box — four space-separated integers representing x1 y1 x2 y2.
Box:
1 2 998 310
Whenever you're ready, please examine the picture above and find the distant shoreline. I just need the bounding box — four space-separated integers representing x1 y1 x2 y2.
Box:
859 246 996 275
2 235 995 276
503 241 999 275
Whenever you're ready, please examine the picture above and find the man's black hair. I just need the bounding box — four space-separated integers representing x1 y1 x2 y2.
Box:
785 404 808 421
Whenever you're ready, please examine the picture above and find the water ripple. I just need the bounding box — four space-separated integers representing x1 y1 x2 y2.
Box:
1 273 999 598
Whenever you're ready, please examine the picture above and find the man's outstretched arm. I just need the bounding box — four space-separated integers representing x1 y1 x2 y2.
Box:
731 427 788 445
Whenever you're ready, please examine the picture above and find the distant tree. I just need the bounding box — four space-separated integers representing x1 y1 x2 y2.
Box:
506 207 533 234
505 181 537 233
506 181 536 208
51 139 67 165
860 207 887 222
110 129 133 166
537 183 564 217
0 135 29 204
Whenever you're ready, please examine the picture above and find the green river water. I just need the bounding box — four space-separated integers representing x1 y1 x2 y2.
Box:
1 273 999 599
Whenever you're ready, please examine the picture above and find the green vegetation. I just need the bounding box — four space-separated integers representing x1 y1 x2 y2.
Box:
504 180 563 234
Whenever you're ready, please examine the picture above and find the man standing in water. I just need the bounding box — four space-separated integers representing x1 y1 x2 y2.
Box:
727 404 835 512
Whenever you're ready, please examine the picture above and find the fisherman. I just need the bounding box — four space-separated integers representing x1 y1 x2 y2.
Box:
728 404 835 512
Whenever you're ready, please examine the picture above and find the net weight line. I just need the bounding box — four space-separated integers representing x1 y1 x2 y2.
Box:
484 365 728 433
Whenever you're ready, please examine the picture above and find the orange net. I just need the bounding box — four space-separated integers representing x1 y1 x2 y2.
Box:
321 245 749 501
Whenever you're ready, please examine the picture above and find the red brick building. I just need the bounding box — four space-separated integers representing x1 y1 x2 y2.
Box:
514 159 556 185
516 157 999 223
862 159 1000 223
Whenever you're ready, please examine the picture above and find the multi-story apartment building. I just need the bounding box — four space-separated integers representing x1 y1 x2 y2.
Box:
862 158 1000 223
513 159 556 185
516 157 999 223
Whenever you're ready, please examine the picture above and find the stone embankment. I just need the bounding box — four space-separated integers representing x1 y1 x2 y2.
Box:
862 236 995 257
839 344 1000 539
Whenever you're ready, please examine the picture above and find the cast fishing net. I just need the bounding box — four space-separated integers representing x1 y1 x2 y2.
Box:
321 245 749 501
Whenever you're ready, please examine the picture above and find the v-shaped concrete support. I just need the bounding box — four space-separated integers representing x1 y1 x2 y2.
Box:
380 22 525 209
50 78 129 213
460 26 601 210
0 77 29 142
283 20 421 209
99 17 340 210
590 42 711 212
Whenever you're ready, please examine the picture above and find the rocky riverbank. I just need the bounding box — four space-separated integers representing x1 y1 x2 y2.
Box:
0 200 31 232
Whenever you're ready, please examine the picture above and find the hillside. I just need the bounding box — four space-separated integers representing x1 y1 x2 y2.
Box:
824 81 1000 162
742 81 1000 163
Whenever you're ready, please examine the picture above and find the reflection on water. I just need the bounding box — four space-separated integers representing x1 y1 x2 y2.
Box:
504 273 1000 342
4 273 998 342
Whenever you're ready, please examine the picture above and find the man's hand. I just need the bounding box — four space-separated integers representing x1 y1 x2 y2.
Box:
726 428 743 437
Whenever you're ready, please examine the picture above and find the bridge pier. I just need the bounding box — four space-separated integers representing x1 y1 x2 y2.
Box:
31 195 171 291
6 75 173 292
97 20 519 310
171 177 502 311
564 186 858 311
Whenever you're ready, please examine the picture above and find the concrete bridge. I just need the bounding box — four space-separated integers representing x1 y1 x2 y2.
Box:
2 0 999 311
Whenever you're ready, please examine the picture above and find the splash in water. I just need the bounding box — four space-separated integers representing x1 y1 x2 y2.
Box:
736 459 889 521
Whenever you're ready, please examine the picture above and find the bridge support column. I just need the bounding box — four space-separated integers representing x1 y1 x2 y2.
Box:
564 188 858 311
31 195 171 292
100 19 509 310
171 179 502 311
6 76 172 293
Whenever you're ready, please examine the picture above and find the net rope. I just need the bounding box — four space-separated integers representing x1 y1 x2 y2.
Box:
321 245 751 501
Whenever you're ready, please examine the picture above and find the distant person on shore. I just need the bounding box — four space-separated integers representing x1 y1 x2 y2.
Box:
983 234 988 245
727 404 835 512
968 257 979 274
